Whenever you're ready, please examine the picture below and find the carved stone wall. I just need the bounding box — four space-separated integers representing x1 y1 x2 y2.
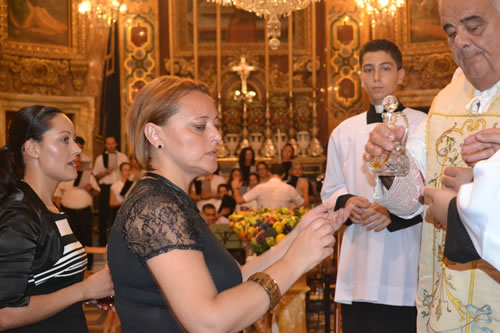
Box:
0 0 110 157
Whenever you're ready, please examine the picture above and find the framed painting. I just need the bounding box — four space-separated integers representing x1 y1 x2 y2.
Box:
395 0 449 55
0 0 86 59
172 0 311 56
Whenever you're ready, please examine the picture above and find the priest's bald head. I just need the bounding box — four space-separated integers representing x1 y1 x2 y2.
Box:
439 0 500 91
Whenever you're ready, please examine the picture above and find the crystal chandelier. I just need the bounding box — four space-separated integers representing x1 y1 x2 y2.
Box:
207 0 321 50
78 0 127 28
355 0 405 27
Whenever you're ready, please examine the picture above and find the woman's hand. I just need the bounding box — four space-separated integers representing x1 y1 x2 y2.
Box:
296 200 335 231
231 179 242 191
283 206 350 275
283 218 336 275
80 266 114 301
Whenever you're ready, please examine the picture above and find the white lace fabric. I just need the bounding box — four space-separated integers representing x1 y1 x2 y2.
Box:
373 155 425 217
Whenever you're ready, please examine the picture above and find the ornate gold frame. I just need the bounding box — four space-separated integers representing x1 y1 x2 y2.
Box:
0 93 95 158
395 2 449 56
0 0 87 60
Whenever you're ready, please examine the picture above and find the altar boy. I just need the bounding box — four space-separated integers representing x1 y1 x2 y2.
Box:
321 39 427 333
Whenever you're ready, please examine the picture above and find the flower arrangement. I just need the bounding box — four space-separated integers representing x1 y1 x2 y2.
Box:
229 207 307 254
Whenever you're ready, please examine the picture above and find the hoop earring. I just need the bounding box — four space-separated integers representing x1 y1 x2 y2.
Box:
157 144 163 149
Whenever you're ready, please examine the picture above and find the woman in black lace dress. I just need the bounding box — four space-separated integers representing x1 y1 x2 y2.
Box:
107 76 351 332
0 106 114 332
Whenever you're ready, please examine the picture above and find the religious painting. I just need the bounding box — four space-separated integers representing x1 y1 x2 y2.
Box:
0 0 85 60
7 0 69 47
408 0 447 43
395 0 450 55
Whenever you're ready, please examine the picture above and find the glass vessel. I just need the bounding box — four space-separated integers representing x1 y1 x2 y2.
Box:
369 95 410 176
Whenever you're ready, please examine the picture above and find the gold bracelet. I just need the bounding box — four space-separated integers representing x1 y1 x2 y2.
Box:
248 272 281 311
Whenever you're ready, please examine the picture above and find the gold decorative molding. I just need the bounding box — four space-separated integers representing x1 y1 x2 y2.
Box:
119 0 160 152
163 57 195 78
0 92 95 158
70 59 89 91
4 55 69 95
398 88 441 109
402 53 456 90
326 2 366 121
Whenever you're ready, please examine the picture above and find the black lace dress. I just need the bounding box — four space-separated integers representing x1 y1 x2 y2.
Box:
107 173 242 333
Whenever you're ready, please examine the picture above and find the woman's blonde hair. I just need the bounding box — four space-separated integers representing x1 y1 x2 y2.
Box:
127 76 210 169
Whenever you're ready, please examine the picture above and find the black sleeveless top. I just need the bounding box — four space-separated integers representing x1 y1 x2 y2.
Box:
108 173 242 332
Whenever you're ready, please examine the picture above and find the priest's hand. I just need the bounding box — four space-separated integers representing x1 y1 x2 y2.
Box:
362 124 406 162
422 187 457 226
441 166 473 192
462 128 500 166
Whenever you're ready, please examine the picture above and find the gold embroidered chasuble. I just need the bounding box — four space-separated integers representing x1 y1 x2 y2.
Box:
418 76 500 332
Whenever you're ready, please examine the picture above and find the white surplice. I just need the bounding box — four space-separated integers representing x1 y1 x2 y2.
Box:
321 106 427 306
457 149 500 271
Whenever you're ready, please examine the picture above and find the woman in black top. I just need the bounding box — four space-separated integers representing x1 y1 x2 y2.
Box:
0 106 114 332
107 76 351 332
281 143 295 179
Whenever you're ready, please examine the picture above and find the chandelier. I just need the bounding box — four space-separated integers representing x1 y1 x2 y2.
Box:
78 0 127 28
355 0 405 27
207 0 321 50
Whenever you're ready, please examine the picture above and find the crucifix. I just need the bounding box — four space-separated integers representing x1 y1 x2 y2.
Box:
231 56 255 97
231 56 256 151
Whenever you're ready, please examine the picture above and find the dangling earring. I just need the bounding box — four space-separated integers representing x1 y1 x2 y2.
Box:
157 144 163 149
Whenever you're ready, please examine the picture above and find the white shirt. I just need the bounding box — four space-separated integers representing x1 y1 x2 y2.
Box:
55 171 100 209
243 177 304 209
321 107 427 306
80 152 93 170
93 151 129 185
457 149 500 271
111 179 135 205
